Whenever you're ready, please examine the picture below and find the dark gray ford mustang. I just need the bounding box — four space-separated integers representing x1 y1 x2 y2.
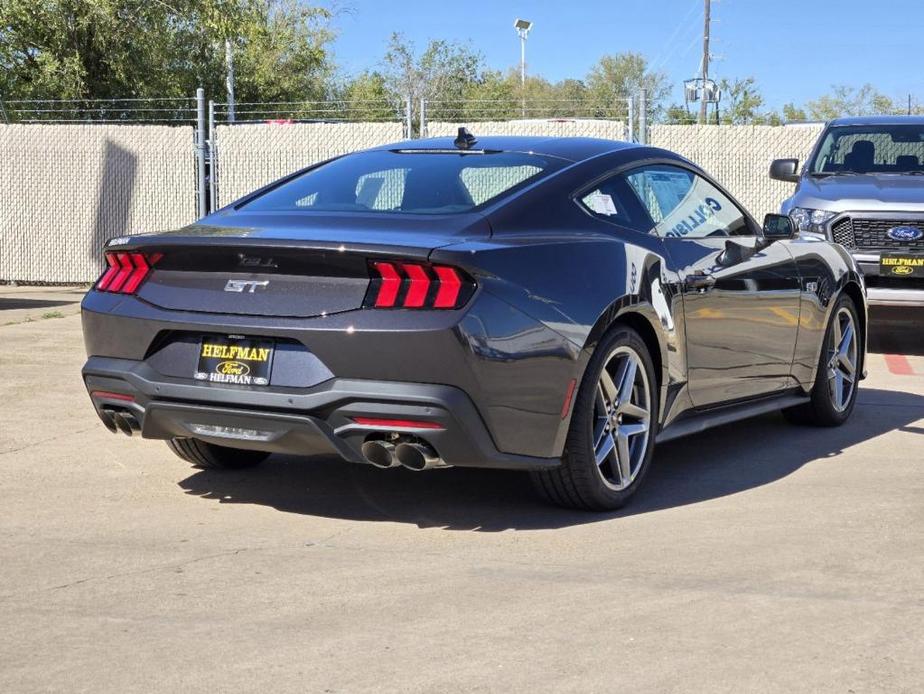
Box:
81 133 867 510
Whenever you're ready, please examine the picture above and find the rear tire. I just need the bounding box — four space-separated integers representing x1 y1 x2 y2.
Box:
166 438 269 470
532 325 658 511
783 294 860 427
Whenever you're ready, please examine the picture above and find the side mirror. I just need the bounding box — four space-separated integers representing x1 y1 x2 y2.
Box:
769 158 800 183
762 213 796 242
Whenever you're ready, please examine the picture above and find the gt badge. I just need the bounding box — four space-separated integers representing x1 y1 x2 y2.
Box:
224 279 269 293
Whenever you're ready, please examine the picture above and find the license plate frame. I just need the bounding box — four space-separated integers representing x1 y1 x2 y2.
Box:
879 253 924 278
195 336 275 386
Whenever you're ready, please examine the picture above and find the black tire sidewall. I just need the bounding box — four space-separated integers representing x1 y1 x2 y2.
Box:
565 326 659 508
811 295 860 425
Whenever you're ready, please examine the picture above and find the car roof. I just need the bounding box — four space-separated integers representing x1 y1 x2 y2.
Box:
828 115 924 127
370 135 639 162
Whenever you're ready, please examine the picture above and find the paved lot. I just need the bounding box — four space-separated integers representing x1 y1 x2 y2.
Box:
1 290 922 693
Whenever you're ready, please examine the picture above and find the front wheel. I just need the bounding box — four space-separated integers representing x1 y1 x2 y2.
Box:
784 294 861 427
532 325 658 511
166 438 269 470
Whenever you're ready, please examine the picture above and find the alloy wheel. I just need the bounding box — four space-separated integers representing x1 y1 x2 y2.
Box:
592 346 652 491
826 306 858 412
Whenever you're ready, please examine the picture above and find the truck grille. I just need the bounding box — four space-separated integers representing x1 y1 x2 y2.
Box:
830 217 924 251
831 218 855 248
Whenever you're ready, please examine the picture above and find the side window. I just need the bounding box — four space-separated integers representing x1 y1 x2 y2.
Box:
623 165 751 238
577 175 649 233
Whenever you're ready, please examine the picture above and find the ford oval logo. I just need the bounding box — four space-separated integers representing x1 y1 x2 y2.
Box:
886 226 924 241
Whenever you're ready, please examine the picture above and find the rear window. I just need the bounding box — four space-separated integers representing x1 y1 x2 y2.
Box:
241 149 565 215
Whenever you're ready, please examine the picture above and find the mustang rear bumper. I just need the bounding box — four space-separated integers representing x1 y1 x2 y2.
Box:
83 356 560 471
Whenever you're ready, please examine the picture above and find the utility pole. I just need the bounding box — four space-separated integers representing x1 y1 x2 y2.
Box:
639 89 647 145
699 0 711 125
627 97 634 143
225 39 236 123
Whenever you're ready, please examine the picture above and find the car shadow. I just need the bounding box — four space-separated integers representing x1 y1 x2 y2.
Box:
178 388 924 531
0 298 77 312
869 308 924 356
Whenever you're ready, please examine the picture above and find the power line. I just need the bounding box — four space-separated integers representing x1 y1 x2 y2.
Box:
649 0 701 73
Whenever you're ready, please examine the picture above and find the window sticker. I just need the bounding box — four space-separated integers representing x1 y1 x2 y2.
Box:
583 190 619 216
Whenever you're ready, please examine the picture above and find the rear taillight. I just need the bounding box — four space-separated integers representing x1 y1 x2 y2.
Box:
96 251 160 294
365 261 475 310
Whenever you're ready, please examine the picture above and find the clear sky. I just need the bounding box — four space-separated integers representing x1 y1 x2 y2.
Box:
328 0 924 110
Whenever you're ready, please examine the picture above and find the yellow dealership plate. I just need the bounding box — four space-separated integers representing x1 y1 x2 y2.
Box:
195 337 275 386
880 253 924 278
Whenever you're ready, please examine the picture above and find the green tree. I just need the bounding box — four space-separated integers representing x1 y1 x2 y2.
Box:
462 69 517 120
717 77 766 124
224 0 333 105
338 71 396 121
782 102 808 122
0 0 334 106
664 103 695 125
584 52 669 121
806 84 894 120
464 71 589 119
382 32 482 122
554 78 589 109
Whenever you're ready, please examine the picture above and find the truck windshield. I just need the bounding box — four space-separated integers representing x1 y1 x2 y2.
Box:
241 149 566 215
810 124 924 175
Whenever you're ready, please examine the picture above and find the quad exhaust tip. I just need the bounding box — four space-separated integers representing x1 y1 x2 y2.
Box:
361 440 400 468
361 437 446 471
99 408 119 434
394 442 442 471
104 409 140 437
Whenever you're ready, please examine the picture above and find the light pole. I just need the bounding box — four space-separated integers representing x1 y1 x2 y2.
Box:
514 18 532 117
225 39 236 123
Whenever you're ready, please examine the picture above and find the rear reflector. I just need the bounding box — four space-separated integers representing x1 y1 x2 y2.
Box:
366 261 474 310
352 417 444 430
95 251 158 295
90 390 136 402
560 378 577 419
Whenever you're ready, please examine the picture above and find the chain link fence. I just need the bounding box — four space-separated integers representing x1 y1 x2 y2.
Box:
212 121 404 207
0 123 197 283
649 124 825 219
212 99 403 124
425 118 626 141
0 97 199 125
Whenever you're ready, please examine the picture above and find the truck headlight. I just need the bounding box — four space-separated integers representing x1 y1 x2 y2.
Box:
789 208 836 236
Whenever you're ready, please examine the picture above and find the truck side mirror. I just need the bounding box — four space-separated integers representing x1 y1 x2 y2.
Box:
769 158 800 183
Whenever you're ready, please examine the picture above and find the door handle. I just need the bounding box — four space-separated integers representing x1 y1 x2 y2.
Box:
684 273 716 292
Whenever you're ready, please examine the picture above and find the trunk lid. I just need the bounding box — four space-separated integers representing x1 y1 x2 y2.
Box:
126 212 489 318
